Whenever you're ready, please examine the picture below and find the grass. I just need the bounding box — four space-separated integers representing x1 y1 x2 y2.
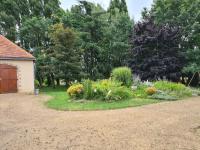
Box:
41 87 159 111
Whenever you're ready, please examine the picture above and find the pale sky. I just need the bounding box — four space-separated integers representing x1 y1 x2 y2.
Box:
60 0 153 22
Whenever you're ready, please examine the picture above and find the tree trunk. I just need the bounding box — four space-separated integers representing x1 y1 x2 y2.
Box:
188 72 200 87
56 78 60 86
51 73 55 88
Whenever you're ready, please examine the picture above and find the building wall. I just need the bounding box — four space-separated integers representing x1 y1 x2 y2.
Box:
0 60 35 93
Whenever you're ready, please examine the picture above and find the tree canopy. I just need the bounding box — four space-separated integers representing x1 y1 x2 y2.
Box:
0 0 199 86
129 17 184 81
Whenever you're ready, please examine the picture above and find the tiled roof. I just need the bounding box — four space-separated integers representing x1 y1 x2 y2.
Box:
0 35 35 60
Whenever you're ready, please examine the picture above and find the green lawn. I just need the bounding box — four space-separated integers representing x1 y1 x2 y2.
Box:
41 87 159 111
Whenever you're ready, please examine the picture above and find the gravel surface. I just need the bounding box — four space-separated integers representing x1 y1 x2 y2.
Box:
0 94 200 150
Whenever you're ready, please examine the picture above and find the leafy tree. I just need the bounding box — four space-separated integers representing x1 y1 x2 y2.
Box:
182 47 200 86
108 0 128 21
0 0 134 85
100 14 133 77
0 0 60 41
48 23 82 86
64 1 106 79
20 17 51 49
129 17 184 81
150 0 200 85
0 11 16 41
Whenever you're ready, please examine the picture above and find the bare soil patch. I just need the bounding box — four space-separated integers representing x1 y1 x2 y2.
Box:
0 94 200 150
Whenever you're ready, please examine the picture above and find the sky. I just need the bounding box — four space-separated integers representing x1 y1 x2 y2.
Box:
60 0 153 22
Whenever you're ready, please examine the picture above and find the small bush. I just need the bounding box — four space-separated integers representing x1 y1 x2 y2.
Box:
83 79 93 99
67 83 83 99
105 86 133 101
92 79 121 100
146 87 157 95
154 80 192 98
34 80 40 88
132 83 148 98
82 79 132 101
111 67 132 87
154 81 186 92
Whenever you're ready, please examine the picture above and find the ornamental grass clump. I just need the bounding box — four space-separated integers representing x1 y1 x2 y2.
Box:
111 67 133 87
83 79 93 99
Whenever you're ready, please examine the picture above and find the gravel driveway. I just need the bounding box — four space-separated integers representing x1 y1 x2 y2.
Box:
0 94 200 150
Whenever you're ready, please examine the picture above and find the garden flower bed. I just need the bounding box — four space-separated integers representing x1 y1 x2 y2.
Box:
43 67 200 111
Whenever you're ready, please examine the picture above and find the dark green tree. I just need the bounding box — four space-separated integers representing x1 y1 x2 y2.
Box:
49 23 82 86
0 0 60 41
150 0 200 85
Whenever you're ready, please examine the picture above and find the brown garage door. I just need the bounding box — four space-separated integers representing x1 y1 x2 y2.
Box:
0 64 17 94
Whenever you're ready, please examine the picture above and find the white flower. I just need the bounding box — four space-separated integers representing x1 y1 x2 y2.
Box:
131 86 137 90
144 80 153 87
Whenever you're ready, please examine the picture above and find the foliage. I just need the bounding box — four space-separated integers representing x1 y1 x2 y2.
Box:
129 17 184 81
43 87 158 111
150 92 178 101
67 79 133 101
67 83 83 99
67 0 133 79
182 48 200 86
0 0 60 41
1 0 200 88
48 23 82 85
132 83 148 98
146 87 157 95
92 79 123 100
190 88 200 96
111 67 132 87
150 0 200 84
154 81 186 92
105 86 133 101
132 80 195 100
0 0 132 86
83 79 93 99
154 81 192 98
34 80 40 88
20 17 51 49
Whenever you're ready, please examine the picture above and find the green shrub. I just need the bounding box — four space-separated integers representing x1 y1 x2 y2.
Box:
132 83 148 98
92 79 121 100
83 79 93 99
81 79 132 101
170 89 192 98
154 81 192 98
34 80 40 88
154 81 186 92
43 78 48 86
67 83 83 99
105 86 133 101
111 67 132 87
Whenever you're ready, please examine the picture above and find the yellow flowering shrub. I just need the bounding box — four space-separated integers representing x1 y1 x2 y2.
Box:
146 87 157 95
67 84 83 98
